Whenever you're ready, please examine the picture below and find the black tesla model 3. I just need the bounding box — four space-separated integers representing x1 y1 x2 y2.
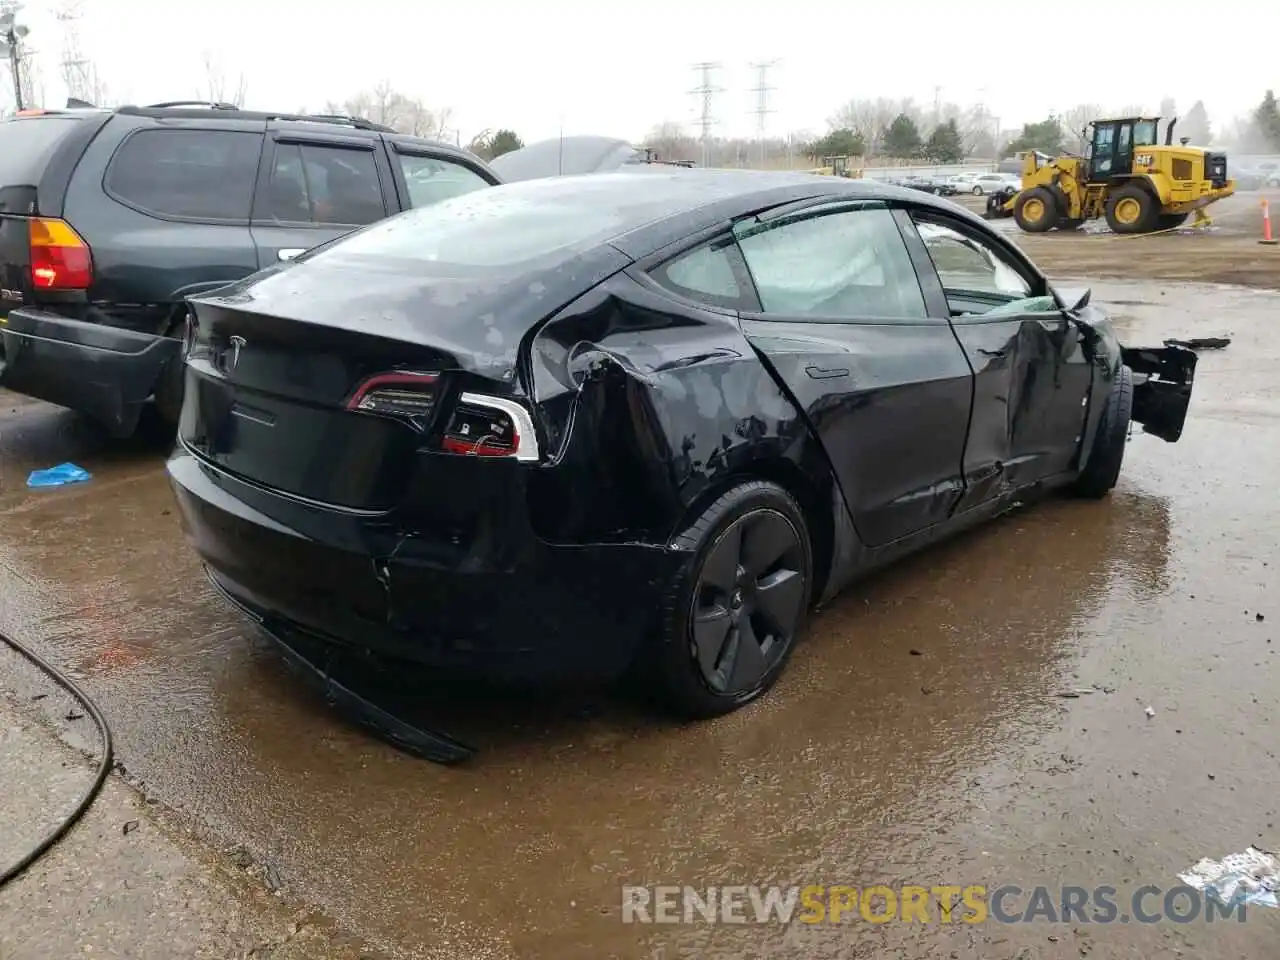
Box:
167 170 1196 720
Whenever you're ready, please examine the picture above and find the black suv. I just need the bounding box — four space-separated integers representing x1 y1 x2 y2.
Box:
0 102 501 436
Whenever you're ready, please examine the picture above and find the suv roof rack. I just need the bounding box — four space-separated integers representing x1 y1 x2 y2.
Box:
266 112 396 133
144 100 243 111
114 103 397 134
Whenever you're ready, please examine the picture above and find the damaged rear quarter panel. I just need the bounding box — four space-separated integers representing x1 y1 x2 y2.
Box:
525 271 843 590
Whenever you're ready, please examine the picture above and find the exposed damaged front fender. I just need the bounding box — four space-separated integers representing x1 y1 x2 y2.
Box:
1120 343 1198 442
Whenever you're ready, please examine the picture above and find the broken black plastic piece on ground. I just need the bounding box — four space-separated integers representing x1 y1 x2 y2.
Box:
203 572 475 765
1163 337 1231 350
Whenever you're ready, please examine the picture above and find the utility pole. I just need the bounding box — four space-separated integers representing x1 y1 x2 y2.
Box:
0 1 31 111
932 85 942 128
749 60 778 168
689 62 724 168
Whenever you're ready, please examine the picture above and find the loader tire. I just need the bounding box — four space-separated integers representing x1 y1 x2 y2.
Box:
1073 364 1133 499
1013 187 1057 233
1105 185 1159 234
1156 213 1189 230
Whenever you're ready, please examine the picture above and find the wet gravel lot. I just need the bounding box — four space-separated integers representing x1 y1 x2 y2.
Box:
2 217 1279 957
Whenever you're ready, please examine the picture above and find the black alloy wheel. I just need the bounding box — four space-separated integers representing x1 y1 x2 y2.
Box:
652 481 812 718
692 509 805 694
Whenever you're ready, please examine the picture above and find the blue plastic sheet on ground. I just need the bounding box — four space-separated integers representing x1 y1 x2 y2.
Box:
26 463 92 488
1180 847 1279 908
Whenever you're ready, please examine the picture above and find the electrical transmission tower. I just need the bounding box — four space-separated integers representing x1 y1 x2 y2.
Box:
689 62 724 167
749 60 778 166
56 0 94 103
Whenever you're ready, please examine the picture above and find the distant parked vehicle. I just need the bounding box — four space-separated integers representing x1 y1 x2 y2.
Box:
899 175 958 197
953 172 1018 196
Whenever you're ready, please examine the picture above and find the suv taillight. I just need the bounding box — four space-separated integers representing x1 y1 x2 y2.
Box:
29 217 93 290
345 372 540 462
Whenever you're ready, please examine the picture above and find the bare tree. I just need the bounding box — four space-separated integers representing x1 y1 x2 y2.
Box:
642 121 697 163
326 81 449 137
1060 104 1102 153
196 53 247 107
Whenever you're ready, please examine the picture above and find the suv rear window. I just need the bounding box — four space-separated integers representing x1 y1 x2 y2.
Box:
0 116 85 186
105 128 263 221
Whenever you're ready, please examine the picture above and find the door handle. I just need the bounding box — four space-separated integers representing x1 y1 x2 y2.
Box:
277 248 307 262
977 348 1006 358
805 365 850 380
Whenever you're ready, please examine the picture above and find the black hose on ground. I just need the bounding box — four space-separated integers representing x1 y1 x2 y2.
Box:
0 629 113 890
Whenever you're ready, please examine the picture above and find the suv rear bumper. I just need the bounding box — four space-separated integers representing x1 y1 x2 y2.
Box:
0 308 179 436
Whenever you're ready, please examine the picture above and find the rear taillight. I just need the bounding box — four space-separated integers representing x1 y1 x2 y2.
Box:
345 372 539 462
346 371 440 423
441 394 540 462
28 217 93 290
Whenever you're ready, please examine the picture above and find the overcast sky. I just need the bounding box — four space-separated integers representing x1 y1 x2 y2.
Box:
9 0 1278 144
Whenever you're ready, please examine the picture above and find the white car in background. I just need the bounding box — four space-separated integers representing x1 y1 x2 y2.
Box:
951 172 1019 195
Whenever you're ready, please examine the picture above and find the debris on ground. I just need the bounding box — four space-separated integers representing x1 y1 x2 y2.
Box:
1145 706 1156 718
122 819 139 835
1179 847 1279 908
26 462 92 488
1163 337 1231 350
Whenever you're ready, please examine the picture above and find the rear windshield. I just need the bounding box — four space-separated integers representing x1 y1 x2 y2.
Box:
0 116 85 185
304 177 634 270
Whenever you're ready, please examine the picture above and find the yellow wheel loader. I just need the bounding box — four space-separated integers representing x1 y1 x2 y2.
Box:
985 116 1234 234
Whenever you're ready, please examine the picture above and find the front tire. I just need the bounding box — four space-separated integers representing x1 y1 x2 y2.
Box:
654 481 812 719
1073 365 1133 499
1013 187 1058 233
1105 185 1159 234
972 185 984 196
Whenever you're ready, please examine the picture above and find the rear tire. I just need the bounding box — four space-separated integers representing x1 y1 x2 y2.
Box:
1105 185 1159 234
1013 187 1058 233
653 481 812 719
1156 213 1189 230
1073 365 1133 499
972 185 984 196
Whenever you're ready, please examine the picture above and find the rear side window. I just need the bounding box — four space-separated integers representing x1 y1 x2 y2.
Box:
105 128 262 221
651 240 746 309
397 154 490 208
0 116 85 186
262 143 386 226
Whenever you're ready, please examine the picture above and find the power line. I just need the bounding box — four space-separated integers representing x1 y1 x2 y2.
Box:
689 61 724 167
749 60 778 166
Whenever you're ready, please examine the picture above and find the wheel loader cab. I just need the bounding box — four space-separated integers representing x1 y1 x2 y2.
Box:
1088 118 1159 182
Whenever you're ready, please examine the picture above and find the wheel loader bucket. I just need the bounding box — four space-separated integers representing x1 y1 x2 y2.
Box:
984 187 1017 219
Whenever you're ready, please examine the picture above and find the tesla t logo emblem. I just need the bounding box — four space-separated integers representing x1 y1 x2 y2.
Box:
228 335 246 370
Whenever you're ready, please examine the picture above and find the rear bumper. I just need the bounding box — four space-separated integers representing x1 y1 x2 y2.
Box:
166 444 682 683
0 308 178 436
